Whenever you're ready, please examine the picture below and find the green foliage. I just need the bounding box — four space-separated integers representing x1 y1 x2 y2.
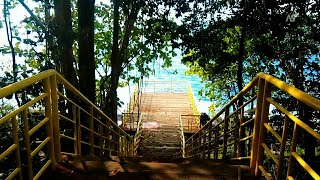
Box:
179 0 320 178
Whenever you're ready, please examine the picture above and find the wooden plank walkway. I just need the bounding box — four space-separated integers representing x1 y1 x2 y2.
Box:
138 93 193 128
129 93 198 159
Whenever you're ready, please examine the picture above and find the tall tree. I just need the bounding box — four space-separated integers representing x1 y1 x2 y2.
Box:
54 0 78 87
106 0 185 122
109 0 121 123
78 0 96 103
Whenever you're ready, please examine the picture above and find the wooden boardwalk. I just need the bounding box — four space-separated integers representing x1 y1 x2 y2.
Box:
120 80 200 159
139 93 193 128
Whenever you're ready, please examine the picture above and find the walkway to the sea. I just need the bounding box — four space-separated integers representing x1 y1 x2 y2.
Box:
122 80 200 132
122 81 200 159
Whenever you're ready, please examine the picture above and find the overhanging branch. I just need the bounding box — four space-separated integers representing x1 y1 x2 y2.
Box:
18 0 46 32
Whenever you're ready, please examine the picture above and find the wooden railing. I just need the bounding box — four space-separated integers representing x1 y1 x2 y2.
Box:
185 73 320 180
0 70 134 180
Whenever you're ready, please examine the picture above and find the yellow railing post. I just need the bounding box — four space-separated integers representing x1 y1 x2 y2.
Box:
22 109 33 180
116 127 120 156
214 126 219 159
12 116 23 180
203 128 207 158
50 74 62 162
89 106 94 155
105 119 110 156
191 136 194 158
43 77 55 164
287 123 299 177
233 111 239 158
72 105 78 154
255 81 271 176
223 106 229 159
198 131 201 158
277 115 289 180
251 78 265 170
208 122 212 159
99 122 104 156
77 107 82 155
238 105 244 157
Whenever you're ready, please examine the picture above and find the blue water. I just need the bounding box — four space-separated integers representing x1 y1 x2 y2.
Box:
117 51 212 115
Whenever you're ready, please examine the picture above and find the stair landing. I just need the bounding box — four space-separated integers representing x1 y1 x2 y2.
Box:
43 159 255 180
139 93 194 127
135 93 194 159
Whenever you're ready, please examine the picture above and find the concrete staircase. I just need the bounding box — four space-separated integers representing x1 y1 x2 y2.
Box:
138 127 181 160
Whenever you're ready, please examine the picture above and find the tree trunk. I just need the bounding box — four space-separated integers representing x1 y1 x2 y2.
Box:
237 6 247 156
54 0 78 87
295 61 315 168
78 0 96 103
109 2 139 123
109 0 120 123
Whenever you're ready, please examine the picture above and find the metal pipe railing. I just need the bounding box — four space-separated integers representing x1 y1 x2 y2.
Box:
0 70 134 180
141 80 189 93
184 72 320 180
178 115 186 158
133 113 143 156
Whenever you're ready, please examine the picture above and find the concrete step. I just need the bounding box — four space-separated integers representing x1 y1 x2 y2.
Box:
138 146 181 159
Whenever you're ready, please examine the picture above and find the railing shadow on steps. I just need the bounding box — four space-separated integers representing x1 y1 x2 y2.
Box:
0 69 134 180
183 72 320 180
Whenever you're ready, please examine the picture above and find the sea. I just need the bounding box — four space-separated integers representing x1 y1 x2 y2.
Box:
117 51 212 116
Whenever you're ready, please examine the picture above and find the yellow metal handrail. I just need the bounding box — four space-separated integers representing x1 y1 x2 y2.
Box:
178 115 186 158
127 84 139 113
133 113 143 156
142 80 189 93
187 82 200 127
122 112 140 130
185 72 320 180
180 114 200 132
0 70 134 180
